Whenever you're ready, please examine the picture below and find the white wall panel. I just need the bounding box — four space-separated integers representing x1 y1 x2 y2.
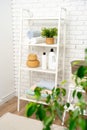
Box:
0 0 14 103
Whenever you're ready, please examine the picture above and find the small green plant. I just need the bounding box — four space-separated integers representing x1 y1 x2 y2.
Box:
41 27 58 38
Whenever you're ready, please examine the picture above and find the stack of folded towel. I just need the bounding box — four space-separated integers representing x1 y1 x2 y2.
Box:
25 30 45 44
27 30 41 38
30 37 45 44
25 80 55 99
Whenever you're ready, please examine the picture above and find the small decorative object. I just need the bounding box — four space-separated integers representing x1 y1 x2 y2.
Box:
26 53 40 68
41 27 58 44
28 54 37 61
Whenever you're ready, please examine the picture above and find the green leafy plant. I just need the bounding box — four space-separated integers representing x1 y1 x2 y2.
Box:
26 87 66 130
25 65 87 130
41 27 58 38
66 65 87 130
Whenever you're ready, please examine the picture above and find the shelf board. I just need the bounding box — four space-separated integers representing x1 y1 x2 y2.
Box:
20 66 58 74
23 43 64 48
23 17 65 20
20 95 48 105
28 43 57 47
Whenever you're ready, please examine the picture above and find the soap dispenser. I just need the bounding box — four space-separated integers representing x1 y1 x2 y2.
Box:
48 48 56 70
42 52 47 69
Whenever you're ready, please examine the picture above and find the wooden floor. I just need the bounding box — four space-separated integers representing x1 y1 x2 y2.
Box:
0 97 27 117
0 96 62 125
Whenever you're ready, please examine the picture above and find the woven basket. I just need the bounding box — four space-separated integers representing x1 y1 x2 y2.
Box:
71 60 87 74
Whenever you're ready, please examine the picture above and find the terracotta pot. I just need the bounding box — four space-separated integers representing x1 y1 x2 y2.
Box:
46 38 54 44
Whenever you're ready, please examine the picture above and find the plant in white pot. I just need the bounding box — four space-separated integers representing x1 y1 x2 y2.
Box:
41 27 58 44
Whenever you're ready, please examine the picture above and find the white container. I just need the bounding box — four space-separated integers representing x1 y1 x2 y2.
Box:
42 52 47 69
48 48 56 70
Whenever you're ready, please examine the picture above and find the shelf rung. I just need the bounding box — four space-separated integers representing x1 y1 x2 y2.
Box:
20 66 58 74
20 95 48 105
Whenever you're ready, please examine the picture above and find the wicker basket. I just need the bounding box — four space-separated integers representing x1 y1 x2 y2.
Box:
46 38 54 44
71 60 87 74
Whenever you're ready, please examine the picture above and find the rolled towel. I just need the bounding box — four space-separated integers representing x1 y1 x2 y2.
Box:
25 89 34 96
25 88 48 98
30 37 45 44
36 80 55 90
27 30 41 39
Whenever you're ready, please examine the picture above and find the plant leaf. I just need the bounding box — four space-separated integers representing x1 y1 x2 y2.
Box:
34 87 42 99
41 27 57 38
36 105 46 121
66 102 70 108
46 95 51 103
69 119 77 130
55 88 60 95
61 80 67 85
43 126 50 130
72 109 80 120
26 102 37 117
80 81 87 91
43 116 53 127
77 92 82 99
77 66 86 79
78 118 86 130
73 90 76 98
61 88 66 96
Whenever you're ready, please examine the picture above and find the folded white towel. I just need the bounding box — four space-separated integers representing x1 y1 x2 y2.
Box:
27 30 40 39
25 88 48 98
36 80 55 90
30 37 45 44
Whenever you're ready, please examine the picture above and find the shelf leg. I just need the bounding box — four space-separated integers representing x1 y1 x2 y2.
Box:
17 97 20 112
62 110 66 125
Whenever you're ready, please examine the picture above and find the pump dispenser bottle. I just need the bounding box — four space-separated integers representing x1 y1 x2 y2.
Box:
48 48 56 70
42 52 47 69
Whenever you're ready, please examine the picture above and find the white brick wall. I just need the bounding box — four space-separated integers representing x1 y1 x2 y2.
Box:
12 0 87 91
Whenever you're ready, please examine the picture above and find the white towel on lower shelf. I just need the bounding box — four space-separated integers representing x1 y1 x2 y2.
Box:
25 89 48 98
36 80 55 90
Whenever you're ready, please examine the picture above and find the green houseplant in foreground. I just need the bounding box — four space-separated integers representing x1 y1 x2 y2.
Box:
25 66 87 130
41 27 57 44
66 65 87 130
26 82 66 130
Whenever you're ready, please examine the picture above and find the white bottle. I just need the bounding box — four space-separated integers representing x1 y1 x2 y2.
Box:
42 52 47 69
48 48 56 70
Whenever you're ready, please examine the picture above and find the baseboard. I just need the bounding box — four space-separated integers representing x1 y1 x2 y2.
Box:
0 91 16 105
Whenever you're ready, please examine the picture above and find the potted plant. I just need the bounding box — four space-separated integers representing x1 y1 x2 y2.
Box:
41 27 58 44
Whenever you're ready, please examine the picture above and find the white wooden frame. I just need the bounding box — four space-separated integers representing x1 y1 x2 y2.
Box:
17 7 66 111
